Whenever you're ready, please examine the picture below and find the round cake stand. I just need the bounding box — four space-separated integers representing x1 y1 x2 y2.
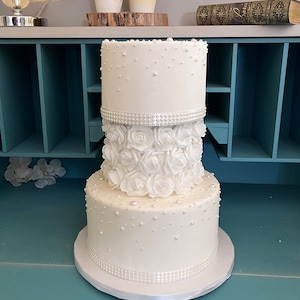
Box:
74 227 234 300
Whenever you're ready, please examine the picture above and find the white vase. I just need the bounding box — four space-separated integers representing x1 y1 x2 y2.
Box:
95 0 123 12
129 0 157 13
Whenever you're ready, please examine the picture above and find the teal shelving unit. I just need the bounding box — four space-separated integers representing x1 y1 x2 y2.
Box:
0 36 300 164
0 41 104 158
0 44 41 154
204 39 300 163
227 43 288 161
81 43 103 154
37 44 85 156
278 43 300 161
204 42 237 158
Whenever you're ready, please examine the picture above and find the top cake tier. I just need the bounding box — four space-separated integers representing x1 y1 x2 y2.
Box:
100 38 208 126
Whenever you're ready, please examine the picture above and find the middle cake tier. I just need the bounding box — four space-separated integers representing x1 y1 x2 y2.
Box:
100 119 207 198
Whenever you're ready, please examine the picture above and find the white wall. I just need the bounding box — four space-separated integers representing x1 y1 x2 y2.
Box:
0 0 254 26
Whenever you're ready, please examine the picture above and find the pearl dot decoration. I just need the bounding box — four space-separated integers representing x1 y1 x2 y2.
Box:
88 247 217 284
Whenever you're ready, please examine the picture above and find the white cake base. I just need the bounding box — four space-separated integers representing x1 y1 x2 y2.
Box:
74 227 234 300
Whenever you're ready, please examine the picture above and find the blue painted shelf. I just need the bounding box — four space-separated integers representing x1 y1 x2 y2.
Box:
0 37 300 162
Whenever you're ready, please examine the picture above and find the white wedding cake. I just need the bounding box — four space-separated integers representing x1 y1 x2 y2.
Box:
75 38 234 299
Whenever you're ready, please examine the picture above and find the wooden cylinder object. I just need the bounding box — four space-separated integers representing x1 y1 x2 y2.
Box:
86 12 168 26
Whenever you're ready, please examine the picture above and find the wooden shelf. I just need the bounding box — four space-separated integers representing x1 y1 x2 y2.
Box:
1 26 300 39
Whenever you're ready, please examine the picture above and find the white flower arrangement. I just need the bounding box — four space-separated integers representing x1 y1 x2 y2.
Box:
101 119 206 198
4 157 66 188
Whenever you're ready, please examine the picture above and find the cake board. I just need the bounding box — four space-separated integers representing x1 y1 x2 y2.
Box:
74 227 234 300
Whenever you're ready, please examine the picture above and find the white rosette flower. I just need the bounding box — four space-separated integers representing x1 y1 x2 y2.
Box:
164 148 188 176
102 120 127 151
4 157 33 187
5 157 65 188
31 158 66 189
140 151 165 175
100 160 112 178
49 159 66 178
174 123 194 148
120 171 148 196
185 142 203 163
175 169 194 195
101 119 111 133
154 126 176 151
102 143 119 168
106 165 126 189
119 148 140 172
191 162 205 186
127 125 154 152
147 174 176 198
194 120 206 139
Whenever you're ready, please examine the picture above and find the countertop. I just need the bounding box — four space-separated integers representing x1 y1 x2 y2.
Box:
0 179 299 299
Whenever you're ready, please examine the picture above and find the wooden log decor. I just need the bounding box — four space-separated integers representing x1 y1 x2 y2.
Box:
86 12 168 26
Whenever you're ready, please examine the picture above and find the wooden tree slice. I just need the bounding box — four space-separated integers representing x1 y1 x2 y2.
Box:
86 12 168 26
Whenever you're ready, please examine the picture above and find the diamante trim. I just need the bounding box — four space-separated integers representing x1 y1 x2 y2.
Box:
101 107 206 126
89 247 217 284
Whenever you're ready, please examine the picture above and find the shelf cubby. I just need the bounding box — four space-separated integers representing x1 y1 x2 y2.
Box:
278 43 300 160
88 93 103 143
206 93 230 145
230 43 287 160
0 44 42 156
84 44 101 92
37 44 86 157
81 43 102 154
207 43 233 90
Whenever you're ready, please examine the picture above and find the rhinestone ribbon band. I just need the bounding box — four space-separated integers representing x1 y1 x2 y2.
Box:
101 107 206 126
89 247 217 284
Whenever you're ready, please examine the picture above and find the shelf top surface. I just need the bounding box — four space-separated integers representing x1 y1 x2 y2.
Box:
0 25 300 39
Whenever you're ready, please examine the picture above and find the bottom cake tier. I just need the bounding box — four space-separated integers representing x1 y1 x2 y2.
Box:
74 227 234 300
84 170 221 284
